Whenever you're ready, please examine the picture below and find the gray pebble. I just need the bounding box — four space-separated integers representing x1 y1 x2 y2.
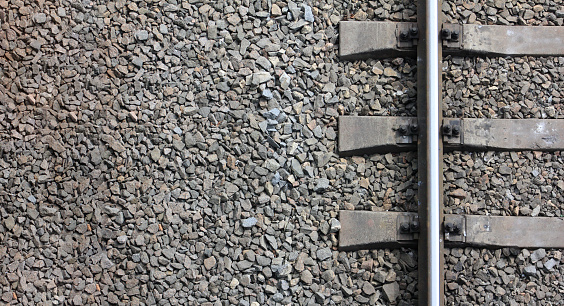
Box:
241 217 257 228
316 248 332 261
34 13 47 24
135 30 149 41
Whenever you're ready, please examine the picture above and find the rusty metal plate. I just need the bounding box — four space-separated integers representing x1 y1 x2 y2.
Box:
461 118 564 151
340 211 564 250
441 23 462 49
339 21 417 59
461 24 564 56
442 118 462 145
338 116 417 155
339 211 418 250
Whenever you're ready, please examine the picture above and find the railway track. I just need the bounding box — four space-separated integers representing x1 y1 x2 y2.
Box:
337 0 564 304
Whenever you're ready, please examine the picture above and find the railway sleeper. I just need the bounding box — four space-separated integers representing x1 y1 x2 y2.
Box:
338 116 564 154
340 21 564 59
339 210 564 250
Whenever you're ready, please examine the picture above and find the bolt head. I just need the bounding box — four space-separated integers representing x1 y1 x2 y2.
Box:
452 125 460 136
400 31 409 41
442 28 451 40
400 222 411 233
410 221 420 232
452 223 461 234
399 126 408 135
443 125 452 134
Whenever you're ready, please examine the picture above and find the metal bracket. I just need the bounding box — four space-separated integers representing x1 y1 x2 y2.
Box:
442 118 462 145
398 214 420 241
443 214 465 243
441 23 462 49
396 23 419 49
395 118 418 144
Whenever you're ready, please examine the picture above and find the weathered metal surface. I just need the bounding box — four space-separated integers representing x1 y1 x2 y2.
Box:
339 211 418 250
442 118 462 145
339 21 417 59
339 117 564 152
340 211 564 249
447 215 564 248
338 116 417 154
441 23 462 49
461 118 564 151
340 22 564 57
396 22 419 49
462 24 564 56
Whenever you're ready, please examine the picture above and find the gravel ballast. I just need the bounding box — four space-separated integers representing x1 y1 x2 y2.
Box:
1 0 563 305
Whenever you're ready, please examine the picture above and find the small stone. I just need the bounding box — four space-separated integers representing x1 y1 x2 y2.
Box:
130 56 144 67
300 270 313 285
372 66 384 75
329 218 341 233
531 205 540 217
374 270 387 283
30 39 44 50
314 178 330 192
271 4 282 16
43 135 65 153
150 148 161 162
279 73 291 89
289 19 308 31
230 278 239 289
321 270 335 282
117 235 128 244
523 265 537 276
252 72 272 85
383 282 400 302
499 165 512 175
104 206 120 216
383 67 398 77
241 217 257 228
362 282 376 295
272 293 284 302
39 205 57 216
34 13 47 24
523 9 534 20
449 188 466 198
304 5 314 22
354 10 368 20
100 254 114 269
530 249 546 263
135 30 149 41
4 216 15 231
204 256 216 270
544 258 558 270
227 14 241 25
265 235 278 249
262 89 273 100
316 248 332 261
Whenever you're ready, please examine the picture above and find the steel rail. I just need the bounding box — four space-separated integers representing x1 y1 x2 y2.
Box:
417 0 444 304
426 0 441 304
